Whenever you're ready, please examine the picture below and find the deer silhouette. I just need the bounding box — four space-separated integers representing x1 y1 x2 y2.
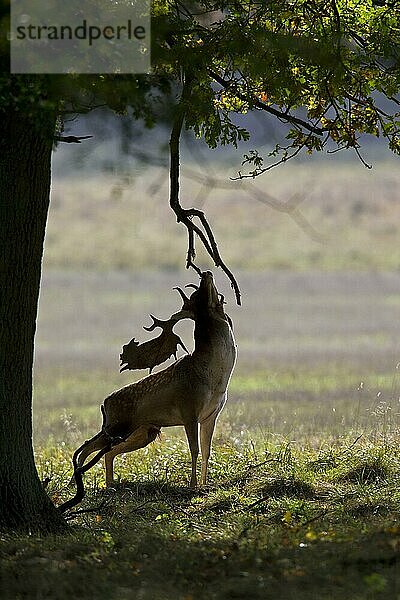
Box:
59 271 237 513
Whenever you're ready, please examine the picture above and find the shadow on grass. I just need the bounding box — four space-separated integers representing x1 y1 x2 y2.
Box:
104 480 198 499
258 477 316 500
2 511 399 600
338 460 389 484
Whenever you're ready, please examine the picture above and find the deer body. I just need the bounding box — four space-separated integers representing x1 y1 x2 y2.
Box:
69 272 237 495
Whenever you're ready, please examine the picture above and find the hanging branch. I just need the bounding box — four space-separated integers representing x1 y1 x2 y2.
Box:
169 77 242 305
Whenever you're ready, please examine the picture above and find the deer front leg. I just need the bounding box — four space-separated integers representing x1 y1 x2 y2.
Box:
200 414 217 486
105 425 159 487
184 422 199 488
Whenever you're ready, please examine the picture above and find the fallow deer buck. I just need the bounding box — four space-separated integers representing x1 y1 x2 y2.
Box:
59 271 237 513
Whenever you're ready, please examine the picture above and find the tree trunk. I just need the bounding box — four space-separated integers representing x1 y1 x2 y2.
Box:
0 109 66 531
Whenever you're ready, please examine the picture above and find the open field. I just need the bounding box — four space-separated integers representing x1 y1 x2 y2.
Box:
3 159 400 598
46 160 400 271
34 269 400 444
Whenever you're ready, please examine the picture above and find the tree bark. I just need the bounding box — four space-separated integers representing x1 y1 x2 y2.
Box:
0 109 66 531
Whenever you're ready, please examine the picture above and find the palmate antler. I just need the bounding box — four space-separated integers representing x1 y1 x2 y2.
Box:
120 316 188 374
120 286 197 373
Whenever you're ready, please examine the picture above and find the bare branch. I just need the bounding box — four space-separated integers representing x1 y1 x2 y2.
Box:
169 77 242 305
354 146 372 169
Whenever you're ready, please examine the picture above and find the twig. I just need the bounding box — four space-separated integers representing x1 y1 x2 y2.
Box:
247 457 278 471
300 509 330 528
246 496 270 510
354 146 372 169
64 498 110 520
231 142 305 179
340 434 363 456
128 497 163 515
55 135 93 143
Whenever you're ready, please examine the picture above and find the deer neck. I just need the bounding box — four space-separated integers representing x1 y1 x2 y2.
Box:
191 311 236 389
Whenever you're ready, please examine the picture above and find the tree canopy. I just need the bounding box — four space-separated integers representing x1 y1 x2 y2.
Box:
2 0 399 163
157 0 399 166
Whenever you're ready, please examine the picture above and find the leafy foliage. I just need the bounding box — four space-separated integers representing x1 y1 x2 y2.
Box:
152 0 400 169
1 1 399 164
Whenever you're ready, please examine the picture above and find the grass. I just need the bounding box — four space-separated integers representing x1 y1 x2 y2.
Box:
1 436 399 599
33 363 400 443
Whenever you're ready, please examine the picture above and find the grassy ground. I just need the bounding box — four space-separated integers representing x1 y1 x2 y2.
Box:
1 436 399 599
2 268 393 599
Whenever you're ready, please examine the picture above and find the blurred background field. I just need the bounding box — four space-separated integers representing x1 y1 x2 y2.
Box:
47 159 400 271
34 141 400 450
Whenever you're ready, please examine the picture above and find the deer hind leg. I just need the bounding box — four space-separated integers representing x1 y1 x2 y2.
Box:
68 431 108 486
184 421 199 488
75 432 109 471
105 425 160 487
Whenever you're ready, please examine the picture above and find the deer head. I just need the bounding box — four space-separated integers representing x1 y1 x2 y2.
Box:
119 271 230 373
